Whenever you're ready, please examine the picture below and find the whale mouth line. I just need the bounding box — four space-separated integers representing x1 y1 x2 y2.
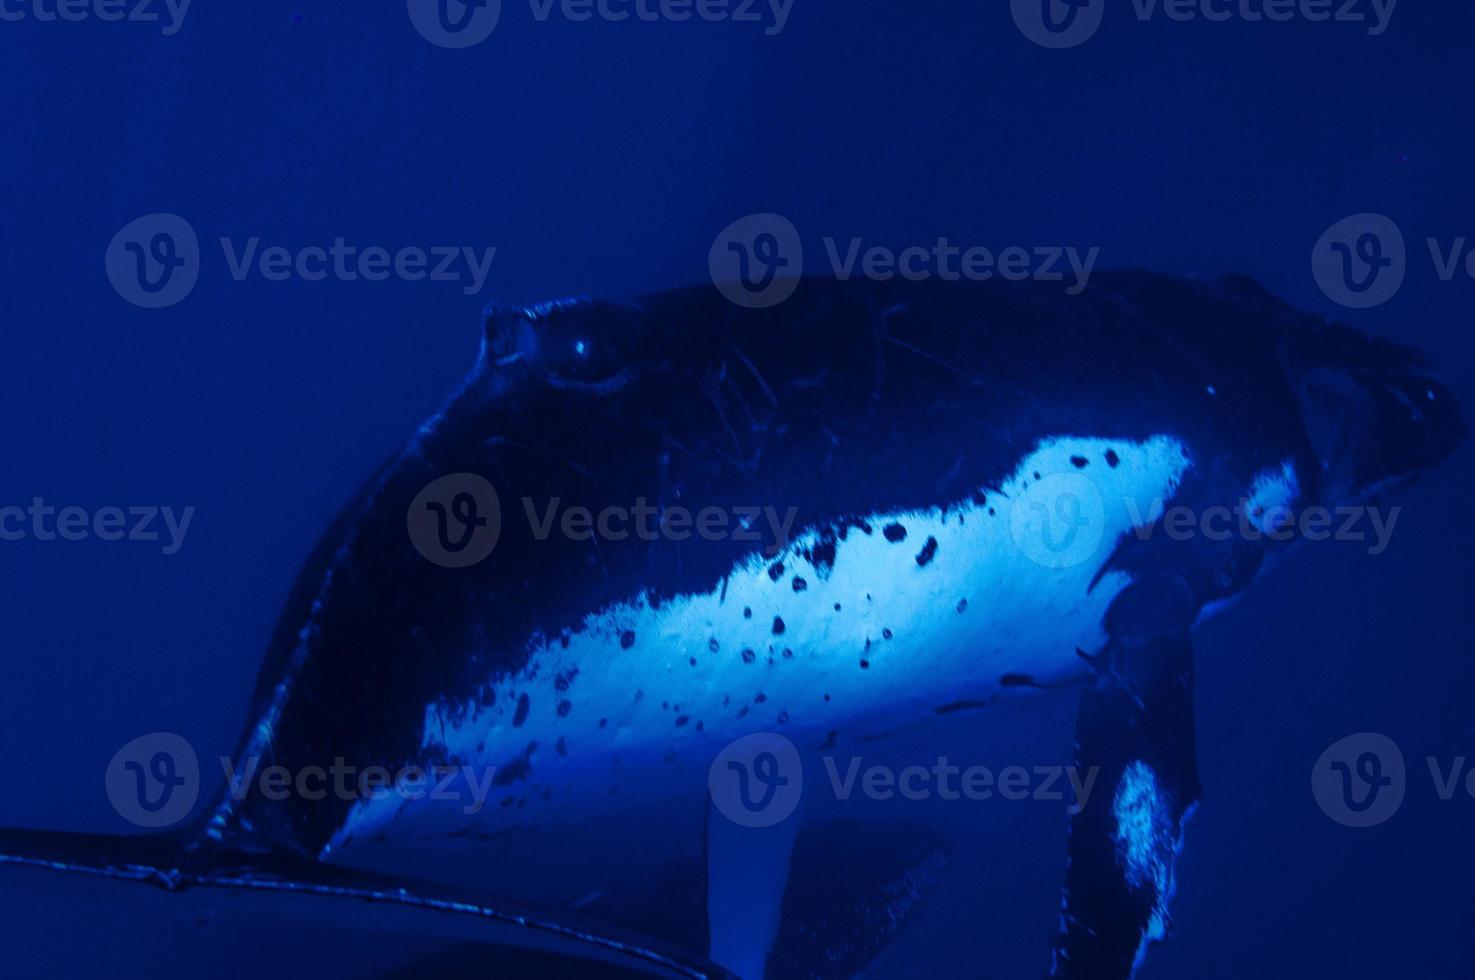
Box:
543 367 638 395
1296 360 1463 507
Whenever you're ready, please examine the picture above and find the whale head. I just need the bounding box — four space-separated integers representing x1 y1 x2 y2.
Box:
1286 318 1464 505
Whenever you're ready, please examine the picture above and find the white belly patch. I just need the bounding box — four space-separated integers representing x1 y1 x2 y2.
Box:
331 434 1192 849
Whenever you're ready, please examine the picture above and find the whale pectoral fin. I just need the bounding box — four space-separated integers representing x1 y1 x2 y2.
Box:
0 827 734 978
1052 575 1202 980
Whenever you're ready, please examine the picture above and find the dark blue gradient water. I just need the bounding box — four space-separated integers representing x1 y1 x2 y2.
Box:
3 3 1471 977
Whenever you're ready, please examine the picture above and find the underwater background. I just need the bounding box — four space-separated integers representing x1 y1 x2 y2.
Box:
2 2 1472 976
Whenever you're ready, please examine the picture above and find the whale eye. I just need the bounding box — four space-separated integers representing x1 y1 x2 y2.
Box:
562 337 612 375
1428 389 1437 402
543 332 632 393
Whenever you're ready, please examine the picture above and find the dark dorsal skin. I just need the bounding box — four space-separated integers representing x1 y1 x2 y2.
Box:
210 272 1460 868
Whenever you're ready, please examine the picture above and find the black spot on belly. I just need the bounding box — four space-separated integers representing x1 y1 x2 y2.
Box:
882 522 908 543
821 730 837 749
619 630 636 650
859 659 871 669
1033 471 1041 481
777 710 790 724
555 737 567 757
554 668 579 693
768 562 785 581
709 638 720 653
744 607 753 619
598 717 608 728
741 648 756 664
1071 455 1089 469
882 628 893 640
935 699 992 715
513 693 530 727
689 657 698 667
493 757 532 786
833 602 842 611
556 699 572 718
755 692 767 703
1000 673 1035 688
1105 449 1120 468
792 577 808 592
782 647 794 659
675 715 689 727
803 534 837 575
956 598 968 613
772 616 786 635
915 537 939 566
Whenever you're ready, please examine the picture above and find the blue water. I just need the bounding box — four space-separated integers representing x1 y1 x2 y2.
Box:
3 3 1472 977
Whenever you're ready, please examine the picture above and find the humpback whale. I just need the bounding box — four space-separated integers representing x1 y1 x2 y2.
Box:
1 272 1461 978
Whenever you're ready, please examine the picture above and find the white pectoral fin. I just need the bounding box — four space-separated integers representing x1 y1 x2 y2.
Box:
1052 574 1201 980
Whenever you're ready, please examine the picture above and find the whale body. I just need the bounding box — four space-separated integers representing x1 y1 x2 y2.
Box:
200 272 1461 978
